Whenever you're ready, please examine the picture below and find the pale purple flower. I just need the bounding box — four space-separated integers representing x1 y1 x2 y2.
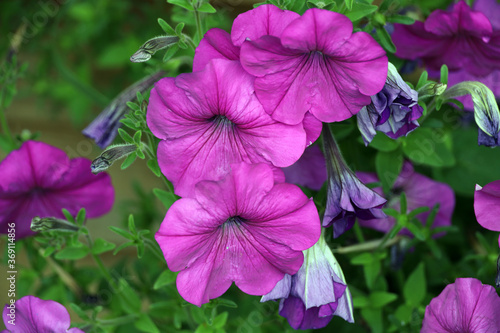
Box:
147 59 308 197
262 236 354 330
322 124 387 238
2 295 84 333
83 71 164 149
282 145 327 191
357 162 455 236
474 180 500 247
392 1 500 76
192 5 322 145
155 162 321 306
357 63 423 145
0 141 114 239
421 278 500 332
240 7 388 124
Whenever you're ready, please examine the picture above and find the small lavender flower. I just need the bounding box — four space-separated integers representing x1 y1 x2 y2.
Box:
357 63 423 145
83 71 164 149
322 124 386 238
262 235 354 330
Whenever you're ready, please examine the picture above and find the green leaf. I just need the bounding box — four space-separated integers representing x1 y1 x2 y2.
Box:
405 222 426 241
76 208 86 226
147 160 162 177
121 152 137 170
158 18 176 35
69 303 90 321
361 308 383 333
375 149 403 194
62 209 75 223
175 23 185 36
92 238 116 255
369 292 398 308
197 2 216 13
375 26 396 53
353 296 369 308
387 15 415 25
368 132 400 152
345 3 378 21
403 263 426 306
154 270 178 289
133 130 142 144
109 226 134 240
212 312 228 329
213 298 238 308
134 314 160 333
416 71 429 90
118 128 134 144
117 278 142 314
440 64 448 85
163 44 180 62
402 128 455 167
345 0 353 10
128 215 137 234
55 246 89 260
394 304 413 323
350 253 373 265
167 0 194 11
153 188 178 209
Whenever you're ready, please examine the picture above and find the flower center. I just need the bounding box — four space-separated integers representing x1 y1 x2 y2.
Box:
224 216 245 226
209 115 233 127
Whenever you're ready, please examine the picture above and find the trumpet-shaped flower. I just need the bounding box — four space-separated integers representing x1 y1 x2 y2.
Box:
0 141 114 239
262 235 354 330
155 163 321 306
421 278 500 332
2 295 84 332
240 7 387 124
147 59 307 197
474 180 500 247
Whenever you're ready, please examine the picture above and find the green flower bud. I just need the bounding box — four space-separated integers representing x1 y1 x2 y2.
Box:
130 36 179 63
91 144 137 174
31 216 79 233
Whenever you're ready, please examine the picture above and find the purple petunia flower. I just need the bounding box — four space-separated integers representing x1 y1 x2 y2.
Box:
147 59 308 197
239 7 387 124
262 235 354 330
357 162 455 237
357 63 423 145
0 141 114 239
83 71 164 149
474 180 500 247
155 162 321 306
322 124 387 238
282 145 327 191
392 1 500 76
421 278 500 332
2 295 84 333
192 5 322 145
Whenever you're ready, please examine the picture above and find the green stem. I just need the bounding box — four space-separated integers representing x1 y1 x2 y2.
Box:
97 314 139 326
333 235 403 254
145 238 165 262
193 9 203 42
0 106 14 147
85 231 117 288
184 36 198 51
353 222 365 243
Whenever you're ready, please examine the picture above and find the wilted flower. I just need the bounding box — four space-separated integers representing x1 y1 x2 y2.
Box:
83 71 164 149
421 278 500 332
155 163 321 306
262 235 354 330
357 162 455 236
147 59 308 197
240 7 387 124
0 141 114 239
392 1 500 76
322 124 387 238
357 63 424 145
282 145 327 191
2 295 84 332
474 180 500 247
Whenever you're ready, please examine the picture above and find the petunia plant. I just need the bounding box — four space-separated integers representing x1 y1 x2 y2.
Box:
2 0 500 332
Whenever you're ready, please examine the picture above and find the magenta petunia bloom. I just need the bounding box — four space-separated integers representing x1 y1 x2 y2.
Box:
0 141 114 239
262 236 354 330
474 180 500 247
239 7 387 124
155 162 321 306
282 145 327 191
392 1 500 76
147 59 308 197
421 278 500 332
2 295 84 333
357 162 455 237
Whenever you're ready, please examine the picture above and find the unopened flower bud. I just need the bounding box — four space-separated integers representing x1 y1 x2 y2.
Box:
417 82 447 99
91 144 137 174
31 216 79 233
130 36 179 63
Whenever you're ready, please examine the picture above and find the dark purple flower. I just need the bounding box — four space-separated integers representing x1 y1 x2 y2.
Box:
282 145 327 191
2 295 84 333
240 7 388 124
262 236 354 330
0 141 114 239
474 180 500 247
392 1 500 76
421 278 500 333
83 71 164 149
357 162 455 237
357 63 423 145
322 124 387 238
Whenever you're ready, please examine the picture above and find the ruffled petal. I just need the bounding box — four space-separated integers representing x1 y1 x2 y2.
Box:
193 28 240 72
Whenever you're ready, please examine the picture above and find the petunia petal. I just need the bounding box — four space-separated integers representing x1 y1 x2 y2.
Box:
474 180 500 232
193 28 240 72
